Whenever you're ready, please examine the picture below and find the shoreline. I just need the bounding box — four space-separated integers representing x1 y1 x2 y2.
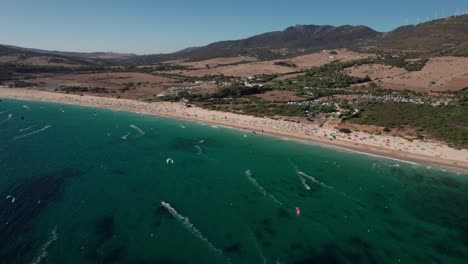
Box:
1 87 467 172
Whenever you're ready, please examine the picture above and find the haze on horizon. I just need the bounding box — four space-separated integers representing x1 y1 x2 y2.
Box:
1 0 467 54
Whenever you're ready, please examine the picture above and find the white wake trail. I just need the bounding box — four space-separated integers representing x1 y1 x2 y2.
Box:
194 145 203 155
130 124 145 137
30 226 58 264
161 201 223 255
19 125 33 132
298 174 311 190
22 105 31 111
14 125 52 140
297 171 335 190
250 229 267 264
245 170 283 206
121 132 131 140
0 114 12 125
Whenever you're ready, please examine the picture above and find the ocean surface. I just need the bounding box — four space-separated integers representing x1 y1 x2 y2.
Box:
0 98 467 264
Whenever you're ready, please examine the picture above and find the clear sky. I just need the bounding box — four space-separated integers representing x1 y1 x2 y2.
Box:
1 0 467 54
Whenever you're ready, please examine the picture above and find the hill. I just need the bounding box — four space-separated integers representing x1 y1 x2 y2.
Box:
0 44 100 66
0 44 135 59
375 15 468 55
2 15 468 65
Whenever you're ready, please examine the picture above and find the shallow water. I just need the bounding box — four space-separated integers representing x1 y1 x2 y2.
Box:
0 99 467 264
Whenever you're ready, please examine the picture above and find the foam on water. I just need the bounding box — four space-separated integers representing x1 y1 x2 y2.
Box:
14 125 52 140
160 201 223 255
245 170 283 206
30 226 58 264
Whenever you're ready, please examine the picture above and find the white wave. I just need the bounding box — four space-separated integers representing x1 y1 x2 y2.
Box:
161 201 223 255
245 170 283 206
19 126 33 132
30 226 58 264
130 125 145 137
14 125 52 140
22 105 31 111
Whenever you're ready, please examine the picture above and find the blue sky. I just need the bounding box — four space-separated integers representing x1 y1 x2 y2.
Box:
1 0 467 54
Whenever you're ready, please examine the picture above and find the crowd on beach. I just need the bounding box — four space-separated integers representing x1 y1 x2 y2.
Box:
1 87 467 168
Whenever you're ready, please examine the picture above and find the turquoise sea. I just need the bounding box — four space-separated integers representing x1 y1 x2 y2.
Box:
0 98 467 264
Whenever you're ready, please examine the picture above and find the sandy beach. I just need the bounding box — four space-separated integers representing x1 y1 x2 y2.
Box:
1 87 467 171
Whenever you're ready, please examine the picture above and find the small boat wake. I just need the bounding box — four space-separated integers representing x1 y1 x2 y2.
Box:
160 201 223 255
14 125 52 140
22 105 31 111
30 226 58 264
245 170 283 206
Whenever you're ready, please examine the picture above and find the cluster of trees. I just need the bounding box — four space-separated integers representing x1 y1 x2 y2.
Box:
350 102 468 148
274 61 298 68
56 86 109 93
213 85 271 98
273 62 371 99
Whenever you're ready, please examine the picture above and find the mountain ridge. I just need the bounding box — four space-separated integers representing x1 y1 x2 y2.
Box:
1 15 467 64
